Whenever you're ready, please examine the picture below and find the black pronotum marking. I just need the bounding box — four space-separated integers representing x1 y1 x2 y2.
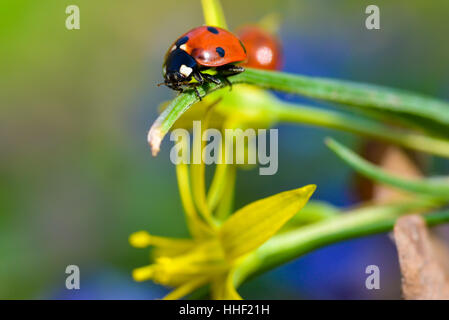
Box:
207 26 219 34
165 48 197 74
176 36 189 47
216 47 225 57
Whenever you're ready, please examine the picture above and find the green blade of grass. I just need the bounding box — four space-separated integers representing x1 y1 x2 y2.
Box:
325 138 449 199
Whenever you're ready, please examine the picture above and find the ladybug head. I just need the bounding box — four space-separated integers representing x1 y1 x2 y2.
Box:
162 48 198 91
162 71 185 90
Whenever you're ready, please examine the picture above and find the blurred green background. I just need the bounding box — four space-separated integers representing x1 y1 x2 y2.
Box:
1 0 448 299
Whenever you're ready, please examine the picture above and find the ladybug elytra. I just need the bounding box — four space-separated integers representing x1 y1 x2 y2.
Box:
236 25 282 71
161 26 247 99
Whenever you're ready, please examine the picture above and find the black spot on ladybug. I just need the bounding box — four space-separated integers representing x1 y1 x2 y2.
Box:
207 26 219 34
176 36 189 47
216 47 225 57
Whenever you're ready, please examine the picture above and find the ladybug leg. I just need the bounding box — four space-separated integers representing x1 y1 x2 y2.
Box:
180 82 202 101
217 65 245 76
202 73 221 86
222 77 233 91
185 84 202 101
216 65 245 91
185 82 202 100
193 71 204 85
191 71 205 100
193 87 202 101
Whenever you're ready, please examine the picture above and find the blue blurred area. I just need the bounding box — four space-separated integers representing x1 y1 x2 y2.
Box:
239 234 401 299
45 268 167 300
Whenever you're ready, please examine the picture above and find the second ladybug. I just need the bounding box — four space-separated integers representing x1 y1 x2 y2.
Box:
161 26 247 99
236 25 282 71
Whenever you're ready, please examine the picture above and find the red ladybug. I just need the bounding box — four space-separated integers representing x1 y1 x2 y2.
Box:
236 25 282 71
161 26 247 99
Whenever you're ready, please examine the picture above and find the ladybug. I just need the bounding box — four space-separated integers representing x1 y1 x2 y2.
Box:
161 26 247 99
236 25 282 71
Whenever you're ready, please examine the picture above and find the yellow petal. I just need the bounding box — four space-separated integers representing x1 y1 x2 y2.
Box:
129 231 152 248
211 270 243 300
132 265 154 282
219 185 316 261
129 230 195 250
163 276 210 300
151 240 227 287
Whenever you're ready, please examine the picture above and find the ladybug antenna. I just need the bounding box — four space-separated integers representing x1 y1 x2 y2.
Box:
157 81 166 87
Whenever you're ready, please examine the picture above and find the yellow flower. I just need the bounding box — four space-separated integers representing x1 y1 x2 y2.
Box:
130 131 315 299
132 1 315 298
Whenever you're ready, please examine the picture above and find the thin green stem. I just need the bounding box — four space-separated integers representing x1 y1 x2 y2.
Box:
214 164 236 220
326 138 449 198
190 108 218 227
274 101 449 158
233 68 449 126
207 161 228 211
201 0 228 29
233 203 449 288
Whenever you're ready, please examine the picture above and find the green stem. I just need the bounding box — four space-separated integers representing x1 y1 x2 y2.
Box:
233 203 449 288
148 69 449 157
274 101 449 158
326 138 449 198
234 68 449 126
214 164 236 220
201 0 228 29
207 145 228 211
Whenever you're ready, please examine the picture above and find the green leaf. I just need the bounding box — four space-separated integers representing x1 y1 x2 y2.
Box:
148 85 222 156
219 184 316 261
148 92 198 156
326 138 449 199
201 0 228 29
